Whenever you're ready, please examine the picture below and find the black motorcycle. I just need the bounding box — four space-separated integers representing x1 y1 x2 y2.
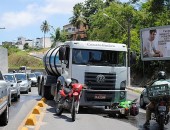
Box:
147 84 170 129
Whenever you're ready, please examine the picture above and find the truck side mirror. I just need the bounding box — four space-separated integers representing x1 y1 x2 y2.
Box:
130 51 136 65
59 46 66 60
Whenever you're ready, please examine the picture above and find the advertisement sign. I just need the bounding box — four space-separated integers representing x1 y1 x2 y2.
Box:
141 25 170 61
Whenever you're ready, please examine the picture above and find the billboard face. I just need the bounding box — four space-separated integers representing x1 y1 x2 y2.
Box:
141 25 170 61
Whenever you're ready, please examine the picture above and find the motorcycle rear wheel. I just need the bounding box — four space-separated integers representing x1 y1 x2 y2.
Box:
71 97 76 121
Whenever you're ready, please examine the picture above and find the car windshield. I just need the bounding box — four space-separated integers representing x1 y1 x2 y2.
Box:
3 75 16 82
72 49 126 66
28 73 36 78
15 74 27 81
34 72 43 77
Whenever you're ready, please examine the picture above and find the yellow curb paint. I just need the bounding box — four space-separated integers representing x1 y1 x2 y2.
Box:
21 127 28 130
41 98 46 102
18 99 47 130
25 114 37 126
32 106 41 114
37 101 45 107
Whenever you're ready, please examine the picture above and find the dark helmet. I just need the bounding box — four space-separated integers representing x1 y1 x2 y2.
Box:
13 70 16 73
158 71 166 80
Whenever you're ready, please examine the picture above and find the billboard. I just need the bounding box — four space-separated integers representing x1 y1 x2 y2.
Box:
140 25 170 61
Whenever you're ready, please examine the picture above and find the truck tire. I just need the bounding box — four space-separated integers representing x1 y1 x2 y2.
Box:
0 105 9 126
38 78 42 96
41 85 54 100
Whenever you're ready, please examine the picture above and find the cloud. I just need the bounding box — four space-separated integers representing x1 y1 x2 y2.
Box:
0 0 85 30
42 0 85 14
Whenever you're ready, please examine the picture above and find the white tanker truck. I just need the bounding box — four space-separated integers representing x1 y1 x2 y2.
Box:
37 41 135 108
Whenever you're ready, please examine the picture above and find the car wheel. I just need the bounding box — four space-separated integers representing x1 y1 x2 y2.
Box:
0 105 9 126
140 96 146 108
14 94 18 101
25 89 29 94
29 87 31 92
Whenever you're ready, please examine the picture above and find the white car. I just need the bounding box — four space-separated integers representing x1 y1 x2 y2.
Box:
27 73 37 87
3 73 21 101
14 73 31 94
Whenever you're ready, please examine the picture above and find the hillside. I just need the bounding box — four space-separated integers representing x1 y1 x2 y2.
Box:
8 49 47 70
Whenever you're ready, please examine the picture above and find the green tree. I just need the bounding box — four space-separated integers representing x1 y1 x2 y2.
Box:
24 43 29 50
40 20 50 48
51 28 60 48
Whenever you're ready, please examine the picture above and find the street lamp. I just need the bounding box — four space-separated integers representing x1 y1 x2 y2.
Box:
103 13 131 87
0 27 5 29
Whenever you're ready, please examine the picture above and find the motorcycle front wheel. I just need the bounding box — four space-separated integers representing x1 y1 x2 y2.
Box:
55 92 63 116
71 96 76 121
158 115 165 130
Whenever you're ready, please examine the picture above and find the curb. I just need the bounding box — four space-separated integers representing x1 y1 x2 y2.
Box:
18 98 47 130
126 87 144 94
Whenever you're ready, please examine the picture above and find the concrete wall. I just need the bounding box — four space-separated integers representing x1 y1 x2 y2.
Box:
0 47 8 73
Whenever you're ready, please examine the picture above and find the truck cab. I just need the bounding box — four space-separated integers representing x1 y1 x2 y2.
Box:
57 41 127 106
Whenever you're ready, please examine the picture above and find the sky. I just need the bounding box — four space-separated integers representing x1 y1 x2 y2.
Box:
0 0 129 44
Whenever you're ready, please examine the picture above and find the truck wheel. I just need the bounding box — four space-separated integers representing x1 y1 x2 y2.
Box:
0 105 9 126
41 85 54 100
38 79 42 96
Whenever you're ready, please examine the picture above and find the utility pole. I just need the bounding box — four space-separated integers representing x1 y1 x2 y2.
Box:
127 17 131 87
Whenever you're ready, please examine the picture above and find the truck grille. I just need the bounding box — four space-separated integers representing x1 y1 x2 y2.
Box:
84 72 116 90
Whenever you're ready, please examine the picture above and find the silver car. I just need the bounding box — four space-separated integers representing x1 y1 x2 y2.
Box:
139 88 150 108
14 73 31 94
139 79 170 108
3 73 21 101
27 73 37 87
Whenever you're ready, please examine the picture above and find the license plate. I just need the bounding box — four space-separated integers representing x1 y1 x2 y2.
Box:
158 106 166 111
94 94 106 99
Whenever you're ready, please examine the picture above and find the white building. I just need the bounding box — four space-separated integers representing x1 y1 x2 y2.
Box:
16 36 52 49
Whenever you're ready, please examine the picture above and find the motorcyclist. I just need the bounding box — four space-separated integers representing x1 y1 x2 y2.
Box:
143 71 170 127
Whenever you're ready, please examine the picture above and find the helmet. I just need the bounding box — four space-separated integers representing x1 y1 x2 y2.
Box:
158 71 166 80
130 104 139 116
13 70 16 73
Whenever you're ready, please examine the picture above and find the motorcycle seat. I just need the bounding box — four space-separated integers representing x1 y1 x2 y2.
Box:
64 87 71 94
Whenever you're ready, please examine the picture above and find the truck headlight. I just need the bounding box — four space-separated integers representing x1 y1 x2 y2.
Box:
120 91 126 99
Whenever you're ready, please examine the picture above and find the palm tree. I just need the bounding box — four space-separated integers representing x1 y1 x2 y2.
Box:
69 3 87 29
40 20 50 48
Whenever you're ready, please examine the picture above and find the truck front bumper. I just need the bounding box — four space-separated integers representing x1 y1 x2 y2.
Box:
79 89 127 106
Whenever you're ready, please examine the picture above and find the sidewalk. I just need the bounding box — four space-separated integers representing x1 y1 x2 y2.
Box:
126 85 145 93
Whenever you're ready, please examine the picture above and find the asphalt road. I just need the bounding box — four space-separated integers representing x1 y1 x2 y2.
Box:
0 88 169 130
0 87 41 130
39 90 170 130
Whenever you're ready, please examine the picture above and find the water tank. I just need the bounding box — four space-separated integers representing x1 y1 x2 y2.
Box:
43 47 61 76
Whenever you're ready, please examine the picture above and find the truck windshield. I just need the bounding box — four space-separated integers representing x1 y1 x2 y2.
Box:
72 49 126 66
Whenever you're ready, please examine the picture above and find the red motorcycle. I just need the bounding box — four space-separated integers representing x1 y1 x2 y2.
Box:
55 80 83 121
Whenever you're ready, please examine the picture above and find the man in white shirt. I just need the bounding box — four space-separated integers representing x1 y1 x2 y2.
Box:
143 29 163 57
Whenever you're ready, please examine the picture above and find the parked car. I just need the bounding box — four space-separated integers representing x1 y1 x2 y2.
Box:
14 73 31 94
34 72 44 78
0 71 10 126
139 79 170 108
3 73 21 101
139 88 150 108
27 73 37 87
